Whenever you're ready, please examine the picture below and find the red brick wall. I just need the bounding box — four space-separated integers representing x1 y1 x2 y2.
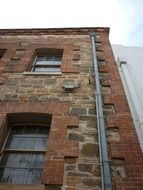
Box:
0 43 79 74
101 31 143 190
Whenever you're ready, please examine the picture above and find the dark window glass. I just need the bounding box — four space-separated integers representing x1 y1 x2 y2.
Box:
23 125 37 137
9 125 24 137
0 49 6 59
37 126 50 137
0 125 49 184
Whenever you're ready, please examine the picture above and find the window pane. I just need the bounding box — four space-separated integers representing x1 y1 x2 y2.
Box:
35 60 47 65
45 60 61 65
45 61 53 65
0 168 28 184
53 60 61 65
20 137 35 149
45 56 53 61
19 154 32 168
47 56 61 65
0 168 13 183
0 153 19 167
16 169 28 184
0 153 9 167
54 55 62 61
36 56 45 61
5 137 34 149
33 66 61 72
5 137 21 149
23 125 37 137
31 154 44 168
34 138 47 150
9 126 24 137
0 153 44 169
0 124 49 184
0 169 3 181
37 126 49 137
45 67 61 72
32 51 62 72
33 67 47 72
0 153 44 184
26 169 43 184
36 59 61 65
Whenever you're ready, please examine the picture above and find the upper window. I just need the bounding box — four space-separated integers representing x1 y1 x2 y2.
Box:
0 49 6 59
0 124 49 184
31 49 63 73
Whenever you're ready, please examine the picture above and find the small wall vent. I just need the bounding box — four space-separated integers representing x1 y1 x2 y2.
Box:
62 82 80 92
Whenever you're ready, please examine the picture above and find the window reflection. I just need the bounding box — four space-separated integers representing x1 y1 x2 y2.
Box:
0 125 49 184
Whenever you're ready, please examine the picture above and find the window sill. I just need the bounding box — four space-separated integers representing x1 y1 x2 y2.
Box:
23 71 62 75
0 184 45 190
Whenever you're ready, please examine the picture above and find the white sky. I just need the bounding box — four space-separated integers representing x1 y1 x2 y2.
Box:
0 0 143 46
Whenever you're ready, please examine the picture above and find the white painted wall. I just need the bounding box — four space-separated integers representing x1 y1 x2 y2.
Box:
112 45 143 151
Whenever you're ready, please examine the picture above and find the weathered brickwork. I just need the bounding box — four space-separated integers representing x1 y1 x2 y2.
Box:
100 32 143 189
0 102 79 186
0 28 142 190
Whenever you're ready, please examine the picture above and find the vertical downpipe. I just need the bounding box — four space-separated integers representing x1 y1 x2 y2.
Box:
90 33 112 190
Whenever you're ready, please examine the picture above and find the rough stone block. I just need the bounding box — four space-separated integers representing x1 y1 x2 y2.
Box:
88 108 96 115
45 79 57 85
81 177 99 186
97 52 105 61
65 158 77 164
95 35 101 43
68 133 84 142
67 172 88 177
71 108 87 115
104 104 115 116
91 167 101 177
66 164 76 171
78 164 92 172
111 159 127 179
81 143 99 157
96 42 103 51
5 94 17 101
66 176 81 186
106 128 120 142
101 86 111 94
6 79 19 85
45 185 61 190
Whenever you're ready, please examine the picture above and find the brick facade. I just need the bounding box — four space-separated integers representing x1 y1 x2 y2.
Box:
0 101 79 186
0 28 143 190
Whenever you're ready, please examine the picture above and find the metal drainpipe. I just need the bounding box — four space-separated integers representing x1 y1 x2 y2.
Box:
90 33 112 190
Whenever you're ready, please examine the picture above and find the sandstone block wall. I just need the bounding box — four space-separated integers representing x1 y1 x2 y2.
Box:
0 28 143 190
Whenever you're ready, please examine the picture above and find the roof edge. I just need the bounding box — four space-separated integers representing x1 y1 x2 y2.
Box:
0 27 110 36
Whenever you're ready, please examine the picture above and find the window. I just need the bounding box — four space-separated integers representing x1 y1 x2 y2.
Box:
0 124 49 184
0 49 6 59
31 49 63 73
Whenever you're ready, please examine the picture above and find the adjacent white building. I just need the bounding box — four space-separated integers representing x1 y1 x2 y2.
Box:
112 45 143 151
